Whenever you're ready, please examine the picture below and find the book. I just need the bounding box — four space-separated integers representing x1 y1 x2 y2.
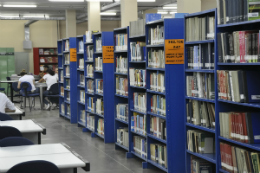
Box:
60 86 64 96
85 31 93 42
64 54 70 64
95 57 103 71
65 40 70 51
80 74 84 86
88 97 95 113
97 118 104 136
61 102 65 114
95 79 103 94
96 98 104 115
129 19 146 37
116 56 128 74
150 116 166 140
67 104 70 116
130 42 146 61
87 113 95 131
66 79 70 89
79 58 84 69
129 68 146 87
115 33 128 51
80 110 85 123
87 45 94 61
150 72 165 93
95 37 102 52
80 90 85 103
186 100 215 129
148 49 165 69
151 95 166 116
79 40 84 52
116 104 128 122
67 91 70 101
133 135 147 158
86 64 94 77
87 79 94 94
131 112 146 135
116 76 128 96
117 127 129 148
60 70 64 83
150 143 167 168
191 156 214 173
133 92 147 113
148 25 164 45
186 73 215 99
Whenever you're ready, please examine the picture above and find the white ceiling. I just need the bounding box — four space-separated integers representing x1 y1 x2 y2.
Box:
0 0 176 17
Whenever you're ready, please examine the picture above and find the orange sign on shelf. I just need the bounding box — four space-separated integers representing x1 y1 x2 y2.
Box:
165 39 184 64
103 46 114 63
70 48 77 62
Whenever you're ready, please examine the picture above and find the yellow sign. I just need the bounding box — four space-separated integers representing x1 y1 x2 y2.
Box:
103 46 114 63
165 39 184 64
70 48 77 62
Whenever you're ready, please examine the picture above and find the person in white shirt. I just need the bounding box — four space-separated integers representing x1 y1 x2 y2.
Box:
38 69 58 110
18 72 40 94
55 68 58 79
0 93 16 113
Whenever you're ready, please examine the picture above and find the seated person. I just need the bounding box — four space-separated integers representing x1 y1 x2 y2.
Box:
39 71 44 78
0 93 16 113
43 65 49 75
18 72 39 94
38 69 58 109
55 67 58 79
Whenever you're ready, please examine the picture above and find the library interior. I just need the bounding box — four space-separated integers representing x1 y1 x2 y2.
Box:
0 0 260 173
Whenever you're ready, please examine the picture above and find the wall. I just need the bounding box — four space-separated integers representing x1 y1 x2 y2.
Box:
201 0 217 11
0 20 58 73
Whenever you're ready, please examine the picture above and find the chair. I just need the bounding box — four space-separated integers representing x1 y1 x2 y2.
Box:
20 82 41 112
6 160 60 173
0 126 22 140
0 112 13 121
12 82 22 104
0 87 5 93
0 137 34 147
46 83 59 110
6 77 11 96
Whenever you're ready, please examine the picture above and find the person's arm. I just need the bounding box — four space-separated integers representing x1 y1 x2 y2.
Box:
5 97 16 112
17 81 21 89
38 78 45 83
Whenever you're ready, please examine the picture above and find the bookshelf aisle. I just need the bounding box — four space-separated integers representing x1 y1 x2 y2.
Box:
76 35 86 127
85 32 115 143
58 37 77 124
114 27 130 151
184 9 217 172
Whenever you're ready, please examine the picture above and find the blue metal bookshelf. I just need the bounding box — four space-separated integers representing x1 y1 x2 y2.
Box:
58 37 77 124
76 35 86 128
184 9 218 173
83 32 115 143
113 26 130 152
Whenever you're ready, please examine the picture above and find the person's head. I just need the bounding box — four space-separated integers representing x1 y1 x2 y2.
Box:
47 69 55 76
20 69 26 74
55 68 58 74
43 65 49 72
20 72 27 76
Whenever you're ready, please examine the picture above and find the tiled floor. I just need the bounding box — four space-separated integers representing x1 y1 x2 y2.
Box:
20 104 165 173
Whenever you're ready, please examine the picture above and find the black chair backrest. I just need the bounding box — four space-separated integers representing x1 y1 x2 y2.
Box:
0 112 13 121
12 82 20 92
0 137 34 147
0 126 22 140
20 82 32 96
6 77 11 81
7 160 61 173
49 83 59 95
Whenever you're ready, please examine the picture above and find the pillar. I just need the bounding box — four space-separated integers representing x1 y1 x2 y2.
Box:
142 9 158 19
120 0 138 27
177 0 201 13
88 2 101 31
201 0 217 11
66 10 76 37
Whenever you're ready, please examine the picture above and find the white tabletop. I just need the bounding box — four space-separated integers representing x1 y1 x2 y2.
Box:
0 120 43 133
35 83 47 87
0 144 69 158
0 153 86 172
5 107 24 115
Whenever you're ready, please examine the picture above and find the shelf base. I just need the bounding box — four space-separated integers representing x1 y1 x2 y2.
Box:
91 132 96 138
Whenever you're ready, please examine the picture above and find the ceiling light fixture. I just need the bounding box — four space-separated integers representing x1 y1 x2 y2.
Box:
23 15 45 18
170 12 177 14
100 12 116 15
86 0 113 2
114 0 155 1
157 11 168 14
3 5 37 8
1 15 20 18
49 0 84 1
163 6 177 9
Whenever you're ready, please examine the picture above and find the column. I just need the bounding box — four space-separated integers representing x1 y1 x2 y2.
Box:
142 9 157 19
120 0 138 27
66 10 76 37
88 2 101 31
201 0 217 11
177 0 201 13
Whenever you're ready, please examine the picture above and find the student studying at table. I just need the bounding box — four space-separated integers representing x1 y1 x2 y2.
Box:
0 92 16 113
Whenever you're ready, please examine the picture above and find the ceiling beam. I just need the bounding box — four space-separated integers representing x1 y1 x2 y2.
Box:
101 2 120 12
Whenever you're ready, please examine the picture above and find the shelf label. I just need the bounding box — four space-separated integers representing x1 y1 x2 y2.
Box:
70 48 77 62
165 39 184 64
103 46 114 63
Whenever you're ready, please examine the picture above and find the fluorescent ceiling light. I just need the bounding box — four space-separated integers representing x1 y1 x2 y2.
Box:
86 0 113 2
3 5 37 8
170 12 177 14
100 12 116 15
23 15 46 18
114 0 155 1
157 11 168 14
163 6 177 9
1 15 20 17
49 0 84 1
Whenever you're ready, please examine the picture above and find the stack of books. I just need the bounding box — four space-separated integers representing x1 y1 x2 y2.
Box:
129 19 145 37
95 79 103 94
88 97 95 113
96 98 104 115
130 42 146 61
97 118 104 136
131 112 146 135
116 56 128 74
186 100 215 129
116 76 128 96
150 116 166 140
87 113 95 131
80 74 84 86
185 15 215 41
148 25 164 45
67 92 70 101
80 110 85 123
61 103 65 114
115 34 128 51
66 79 70 89
78 40 84 52
151 95 166 116
67 104 71 116
60 86 64 96
87 45 94 61
79 90 85 103
129 68 146 87
133 92 147 113
150 144 167 168
133 136 147 158
87 79 94 94
96 37 102 52
64 54 70 64
95 57 103 71
65 66 70 77
85 31 93 42
86 64 94 77
186 73 215 100
117 127 129 148
79 59 84 69
148 49 165 69
190 156 213 173
116 104 128 122
150 72 165 93
65 40 70 51
60 70 64 82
